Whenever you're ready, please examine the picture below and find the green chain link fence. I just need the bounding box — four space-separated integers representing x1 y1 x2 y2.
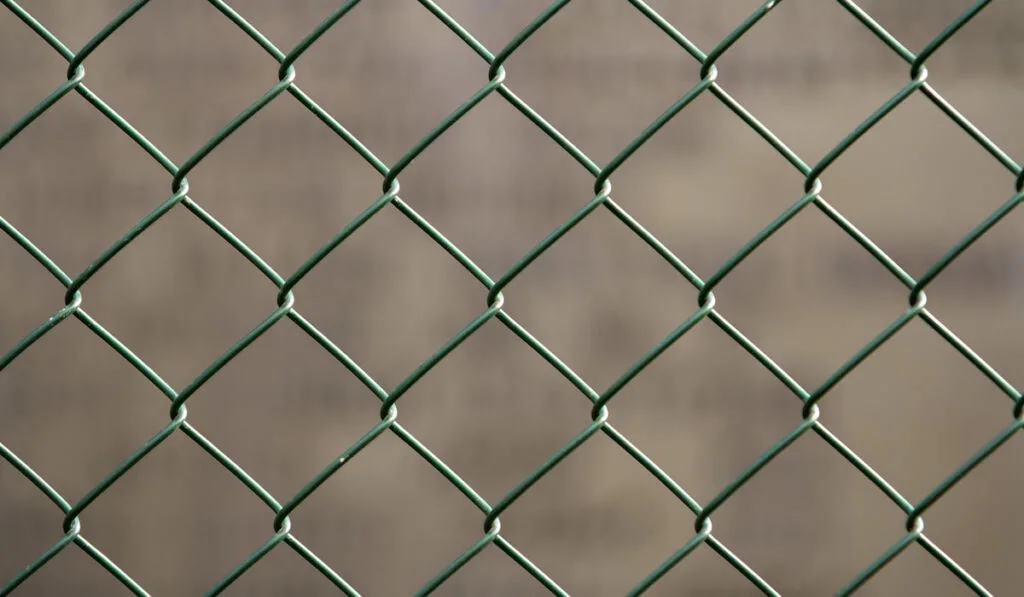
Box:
1 0 1021 595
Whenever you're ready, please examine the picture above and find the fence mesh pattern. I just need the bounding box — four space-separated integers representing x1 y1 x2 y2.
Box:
1 0 1021 595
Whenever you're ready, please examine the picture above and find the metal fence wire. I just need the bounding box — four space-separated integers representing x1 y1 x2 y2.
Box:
1 0 1021 595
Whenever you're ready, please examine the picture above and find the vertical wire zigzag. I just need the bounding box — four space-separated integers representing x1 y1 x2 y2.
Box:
0 0 1019 595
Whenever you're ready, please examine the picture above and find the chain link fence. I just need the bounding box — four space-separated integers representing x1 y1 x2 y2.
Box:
1 0 1022 595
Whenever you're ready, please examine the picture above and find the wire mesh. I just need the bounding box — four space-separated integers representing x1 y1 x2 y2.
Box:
0 0 1020 595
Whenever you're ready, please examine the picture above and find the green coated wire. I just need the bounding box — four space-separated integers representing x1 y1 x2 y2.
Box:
0 0 1020 594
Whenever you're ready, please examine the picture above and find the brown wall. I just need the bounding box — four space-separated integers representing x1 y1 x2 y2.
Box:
2 1 1024 595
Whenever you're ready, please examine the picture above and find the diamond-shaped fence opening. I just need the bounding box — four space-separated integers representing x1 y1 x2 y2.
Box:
1 0 1023 595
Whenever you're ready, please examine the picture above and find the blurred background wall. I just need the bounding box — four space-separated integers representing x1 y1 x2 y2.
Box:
2 0 1024 595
